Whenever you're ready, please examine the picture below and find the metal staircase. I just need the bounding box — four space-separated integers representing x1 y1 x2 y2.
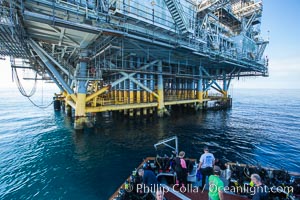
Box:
163 0 190 34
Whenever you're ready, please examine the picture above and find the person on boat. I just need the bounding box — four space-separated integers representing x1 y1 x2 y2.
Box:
198 146 215 189
138 168 158 188
208 166 224 200
155 190 166 200
214 158 227 178
214 158 227 170
250 174 269 200
175 151 188 189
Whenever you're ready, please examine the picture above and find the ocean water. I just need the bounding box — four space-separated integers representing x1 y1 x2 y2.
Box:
0 87 299 199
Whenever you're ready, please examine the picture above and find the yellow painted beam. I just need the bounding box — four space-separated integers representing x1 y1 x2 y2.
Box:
64 92 76 105
124 91 128 104
86 102 158 113
129 91 134 103
148 91 158 99
149 94 153 102
75 93 87 129
75 93 86 117
70 93 77 102
92 96 97 107
118 90 123 102
66 100 76 109
85 86 110 102
191 90 195 99
136 90 141 116
178 90 182 99
114 90 118 100
184 90 188 99
222 90 228 98
143 91 147 103
157 88 164 109
137 91 141 104
197 91 203 102
164 99 200 106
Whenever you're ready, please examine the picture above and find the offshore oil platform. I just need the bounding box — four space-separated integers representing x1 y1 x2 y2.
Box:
0 0 268 129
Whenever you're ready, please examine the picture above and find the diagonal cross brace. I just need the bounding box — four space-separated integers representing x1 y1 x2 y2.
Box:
120 72 159 99
201 67 223 92
85 60 159 102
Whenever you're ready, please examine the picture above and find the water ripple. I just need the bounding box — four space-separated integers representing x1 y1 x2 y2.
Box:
0 89 299 199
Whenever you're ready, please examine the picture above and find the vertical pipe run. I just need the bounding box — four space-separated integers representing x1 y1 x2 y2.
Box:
149 63 154 114
129 56 134 117
184 80 188 99
142 58 148 115
143 73 148 115
157 61 165 117
136 57 141 116
124 79 128 115
149 76 154 102
115 74 119 102
74 50 88 129
222 70 228 98
191 80 195 99
197 65 203 102
191 67 195 99
129 56 134 104
118 74 123 103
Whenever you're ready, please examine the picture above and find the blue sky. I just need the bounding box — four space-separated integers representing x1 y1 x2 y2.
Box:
1 0 299 89
234 0 300 89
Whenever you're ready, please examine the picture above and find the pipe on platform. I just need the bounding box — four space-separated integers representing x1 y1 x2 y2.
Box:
36 59 65 92
197 65 203 102
121 72 159 99
74 51 89 129
109 60 158 89
29 39 73 79
29 39 75 99
157 61 165 117
222 71 228 98
85 86 110 102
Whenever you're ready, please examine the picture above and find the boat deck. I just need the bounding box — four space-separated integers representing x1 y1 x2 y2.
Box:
110 156 300 200
162 184 250 200
165 190 250 200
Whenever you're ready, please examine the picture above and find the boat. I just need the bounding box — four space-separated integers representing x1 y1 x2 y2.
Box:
110 136 300 200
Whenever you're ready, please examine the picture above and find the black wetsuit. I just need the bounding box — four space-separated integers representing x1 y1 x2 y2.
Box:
143 170 158 187
252 185 269 200
175 157 187 187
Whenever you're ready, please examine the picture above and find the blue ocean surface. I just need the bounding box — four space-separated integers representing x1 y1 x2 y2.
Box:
0 87 299 199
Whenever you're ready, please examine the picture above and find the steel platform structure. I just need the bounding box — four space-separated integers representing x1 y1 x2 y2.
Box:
0 0 268 128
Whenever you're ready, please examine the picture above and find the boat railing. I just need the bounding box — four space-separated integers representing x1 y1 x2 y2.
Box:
154 136 178 156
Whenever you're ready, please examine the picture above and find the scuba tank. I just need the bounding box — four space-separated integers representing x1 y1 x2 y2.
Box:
143 160 151 169
124 180 129 190
226 164 232 180
132 168 137 176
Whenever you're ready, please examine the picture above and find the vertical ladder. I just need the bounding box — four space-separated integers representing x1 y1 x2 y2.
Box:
164 0 190 34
